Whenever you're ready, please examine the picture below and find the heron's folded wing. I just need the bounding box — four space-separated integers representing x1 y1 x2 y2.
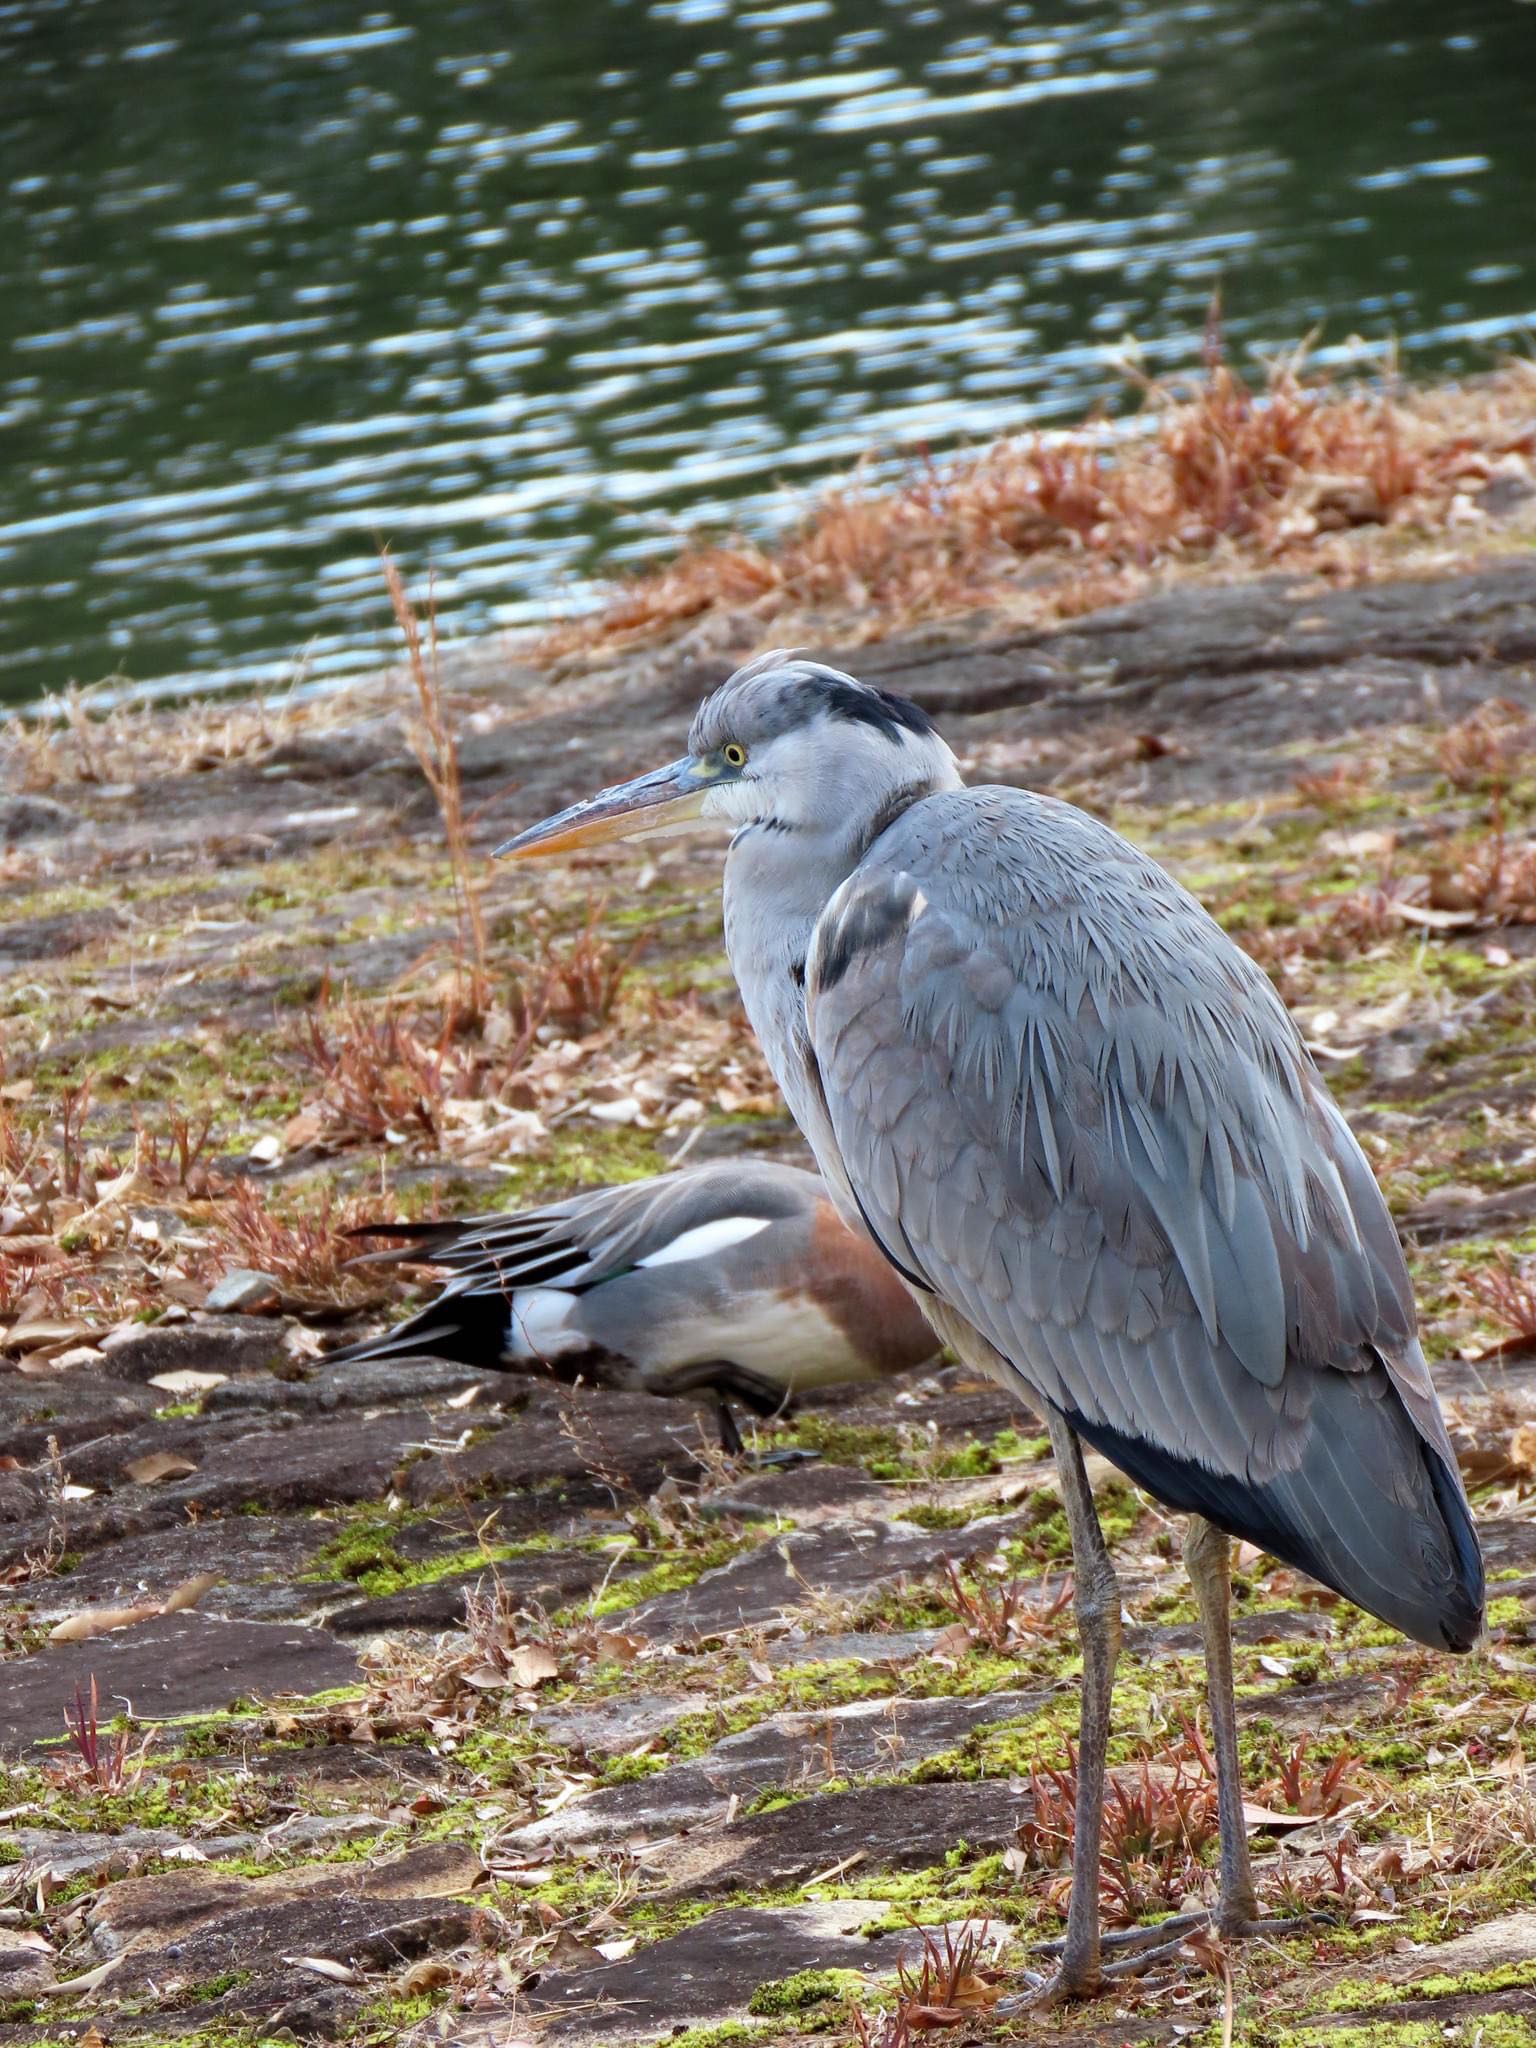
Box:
802 791 1431 1486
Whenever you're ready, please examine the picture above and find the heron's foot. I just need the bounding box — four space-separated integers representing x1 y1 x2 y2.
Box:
1007 1935 1107 2008
1034 1911 1205 1960
1031 1907 1328 1985
1219 1910 1331 1941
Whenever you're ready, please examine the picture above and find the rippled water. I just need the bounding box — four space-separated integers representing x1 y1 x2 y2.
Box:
1 0 1532 704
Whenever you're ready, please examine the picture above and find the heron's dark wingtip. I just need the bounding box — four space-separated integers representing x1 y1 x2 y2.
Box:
1067 1387 1485 1657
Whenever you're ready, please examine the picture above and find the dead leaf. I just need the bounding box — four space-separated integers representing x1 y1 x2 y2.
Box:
929 1621 974 1660
595 1630 643 1665
147 1369 227 1395
397 1958 455 1995
49 1600 162 1642
1242 1802 1327 1833
545 1930 605 1972
5 1318 91 1352
38 1953 130 1996
283 1956 361 1985
123 1450 198 1486
507 1642 560 1688
161 1570 221 1614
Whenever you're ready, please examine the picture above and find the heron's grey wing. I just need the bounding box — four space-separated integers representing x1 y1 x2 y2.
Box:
804 788 1481 1650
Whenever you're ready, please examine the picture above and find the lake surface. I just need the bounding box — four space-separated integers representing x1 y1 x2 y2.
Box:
2 0 1533 705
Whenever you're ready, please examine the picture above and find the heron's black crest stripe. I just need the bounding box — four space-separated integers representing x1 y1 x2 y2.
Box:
812 675 936 743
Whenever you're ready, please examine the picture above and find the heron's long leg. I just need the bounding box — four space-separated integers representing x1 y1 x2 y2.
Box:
1043 1408 1122 1999
1184 1514 1258 1930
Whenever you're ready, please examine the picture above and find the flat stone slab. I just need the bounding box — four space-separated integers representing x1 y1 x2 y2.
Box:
326 1546 614 1634
79 1844 485 2039
208 1355 515 1414
621 1509 1037 1642
524 1901 901 2043
766 1626 945 1666
27 1516 346 1625
530 1692 717 1761
0 1613 360 1751
0 1408 445 1571
400 1382 720 1507
0 1373 161 1461
506 1689 1046 1852
1379 1910 1536 1987
646 1777 1026 1897
10 1827 260 1888
101 1316 289 1382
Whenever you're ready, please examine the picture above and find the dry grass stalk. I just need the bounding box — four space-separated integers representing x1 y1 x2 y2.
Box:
1261 1736 1362 1819
543 907 648 1038
382 551 489 1013
43 1675 150 1793
214 1178 385 1304
1466 1255 1536 1354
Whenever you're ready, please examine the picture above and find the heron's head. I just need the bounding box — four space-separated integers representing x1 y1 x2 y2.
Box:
497 651 960 863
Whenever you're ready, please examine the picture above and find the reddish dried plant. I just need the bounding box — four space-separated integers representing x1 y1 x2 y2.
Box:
938 1557 1073 1653
44 1676 146 1793
1261 1736 1361 1819
540 347 1525 658
1016 1729 1222 1927
847 1920 1004 2043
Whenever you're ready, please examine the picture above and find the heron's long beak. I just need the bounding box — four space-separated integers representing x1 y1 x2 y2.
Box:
494 757 708 861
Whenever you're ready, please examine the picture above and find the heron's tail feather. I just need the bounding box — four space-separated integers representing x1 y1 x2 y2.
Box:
1069 1366 1483 1654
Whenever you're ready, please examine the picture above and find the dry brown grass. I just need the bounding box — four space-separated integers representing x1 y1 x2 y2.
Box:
937 1557 1073 1654
286 914 647 1157
211 1178 389 1305
382 552 490 1014
541 351 1536 659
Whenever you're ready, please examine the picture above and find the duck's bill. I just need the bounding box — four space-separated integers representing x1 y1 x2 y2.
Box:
494 758 707 860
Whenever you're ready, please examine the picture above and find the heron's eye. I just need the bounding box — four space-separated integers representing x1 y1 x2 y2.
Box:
722 742 747 769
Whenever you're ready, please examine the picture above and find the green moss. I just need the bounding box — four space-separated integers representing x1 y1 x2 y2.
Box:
746 1968 866 2015
1322 1956 1536 2012
663 2024 770 2048
578 1533 756 1621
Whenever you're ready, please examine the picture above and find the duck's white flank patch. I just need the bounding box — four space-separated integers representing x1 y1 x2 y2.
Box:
504 1287 582 1360
636 1215 773 1269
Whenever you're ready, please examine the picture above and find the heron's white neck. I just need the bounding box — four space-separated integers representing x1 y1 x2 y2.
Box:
721 752 958 1137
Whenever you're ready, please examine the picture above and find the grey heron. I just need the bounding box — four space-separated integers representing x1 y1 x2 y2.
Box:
330 1160 941 1454
497 651 1483 1997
